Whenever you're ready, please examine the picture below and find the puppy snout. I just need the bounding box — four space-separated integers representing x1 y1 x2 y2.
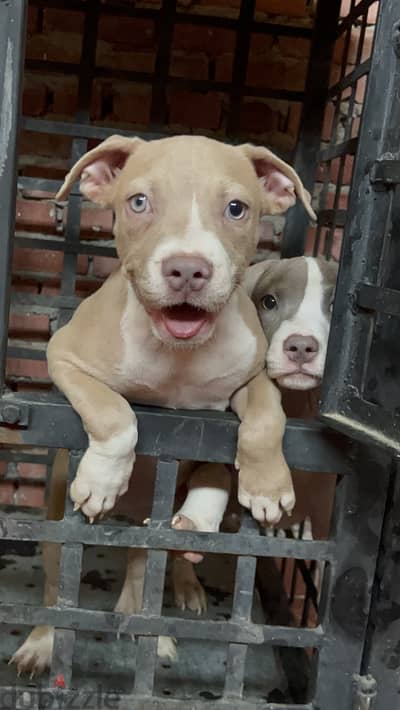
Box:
162 255 213 293
283 334 319 364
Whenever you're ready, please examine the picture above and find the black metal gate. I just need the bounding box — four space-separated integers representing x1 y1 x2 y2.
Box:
0 1 398 708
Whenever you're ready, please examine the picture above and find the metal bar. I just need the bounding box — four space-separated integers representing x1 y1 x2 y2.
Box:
134 459 178 696
313 446 390 709
318 209 347 228
14 234 117 258
356 282 400 317
224 514 258 699
0 395 355 473
318 137 358 163
0 0 27 389
337 0 378 37
281 0 342 257
226 0 255 136
328 58 372 97
150 0 176 126
0 517 334 560
0 603 325 647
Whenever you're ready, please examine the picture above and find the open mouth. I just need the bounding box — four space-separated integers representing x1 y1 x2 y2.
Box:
157 304 213 340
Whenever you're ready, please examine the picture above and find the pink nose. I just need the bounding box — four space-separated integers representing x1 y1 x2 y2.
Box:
162 255 212 293
283 334 319 364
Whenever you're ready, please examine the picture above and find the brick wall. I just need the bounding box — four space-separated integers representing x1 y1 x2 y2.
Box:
1 0 378 506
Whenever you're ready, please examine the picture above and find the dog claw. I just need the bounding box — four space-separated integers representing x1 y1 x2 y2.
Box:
89 517 95 524
73 503 80 512
143 518 150 526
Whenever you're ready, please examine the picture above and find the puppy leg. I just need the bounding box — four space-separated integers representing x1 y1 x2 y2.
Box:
47 353 137 521
172 463 230 563
232 369 295 525
10 450 67 676
115 549 176 661
172 557 207 615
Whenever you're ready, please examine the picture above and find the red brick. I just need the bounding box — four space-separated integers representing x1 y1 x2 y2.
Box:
17 463 47 480
355 75 367 103
329 155 354 185
12 248 88 276
98 16 155 49
340 0 352 17
325 188 349 210
16 485 45 508
43 8 84 34
168 90 222 130
92 256 120 278
51 78 78 116
112 86 152 126
22 79 48 117
27 32 82 64
16 198 57 232
80 207 113 236
0 461 8 477
11 282 40 295
173 24 236 57
287 103 302 140
8 313 50 339
27 6 39 34
322 102 335 141
96 42 155 73
347 26 375 65
239 101 280 134
215 53 233 82
278 36 310 59
367 1 378 24
247 57 307 92
170 52 209 80
249 34 274 55
0 483 15 505
255 0 310 17
6 358 49 380
19 131 72 160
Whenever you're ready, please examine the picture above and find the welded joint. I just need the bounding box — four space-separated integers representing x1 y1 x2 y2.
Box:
0 401 29 427
353 674 377 710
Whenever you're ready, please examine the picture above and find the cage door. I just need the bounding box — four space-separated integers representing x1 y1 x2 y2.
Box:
320 2 400 451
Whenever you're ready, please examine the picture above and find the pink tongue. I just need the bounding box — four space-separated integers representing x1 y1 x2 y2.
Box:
162 306 207 339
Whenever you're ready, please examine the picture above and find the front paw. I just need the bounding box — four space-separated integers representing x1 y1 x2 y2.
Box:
237 462 295 525
71 439 135 521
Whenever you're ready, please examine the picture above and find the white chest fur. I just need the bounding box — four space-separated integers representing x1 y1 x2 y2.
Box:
116 287 257 410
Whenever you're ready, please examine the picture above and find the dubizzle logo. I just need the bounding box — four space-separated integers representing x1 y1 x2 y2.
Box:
0 685 121 708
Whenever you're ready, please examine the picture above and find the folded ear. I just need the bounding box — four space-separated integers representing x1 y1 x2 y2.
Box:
56 135 143 206
239 144 317 221
244 258 277 298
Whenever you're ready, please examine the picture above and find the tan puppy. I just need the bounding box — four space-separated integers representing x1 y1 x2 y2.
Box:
11 136 315 675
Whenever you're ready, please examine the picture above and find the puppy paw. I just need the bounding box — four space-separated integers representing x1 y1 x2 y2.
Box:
237 463 295 525
71 437 136 520
9 626 54 677
173 559 207 614
157 636 177 661
171 514 204 564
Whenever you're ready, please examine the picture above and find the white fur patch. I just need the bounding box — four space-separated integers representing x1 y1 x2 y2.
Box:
267 258 330 387
176 485 229 532
146 196 234 308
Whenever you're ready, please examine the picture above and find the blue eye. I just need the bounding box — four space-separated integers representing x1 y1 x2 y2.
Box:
225 200 248 220
261 294 277 310
129 193 148 213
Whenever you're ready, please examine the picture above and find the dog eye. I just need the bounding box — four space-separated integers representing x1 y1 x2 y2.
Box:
225 200 248 220
129 193 148 213
261 294 277 310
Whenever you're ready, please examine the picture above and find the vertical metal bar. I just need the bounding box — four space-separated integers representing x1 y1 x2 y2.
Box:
226 0 255 136
313 445 391 709
281 0 342 258
134 458 178 696
0 0 27 390
150 0 176 127
224 513 257 699
49 451 84 688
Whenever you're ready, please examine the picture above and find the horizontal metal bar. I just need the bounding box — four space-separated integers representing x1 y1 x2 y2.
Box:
22 116 169 141
7 345 47 361
370 158 400 185
18 176 61 193
0 393 354 473
0 603 325 647
0 517 335 560
0 688 313 710
319 137 358 162
356 282 400 317
14 233 117 258
318 209 347 228
328 59 371 97
10 292 81 310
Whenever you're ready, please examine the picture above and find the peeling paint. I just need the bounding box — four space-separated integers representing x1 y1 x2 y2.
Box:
0 39 13 179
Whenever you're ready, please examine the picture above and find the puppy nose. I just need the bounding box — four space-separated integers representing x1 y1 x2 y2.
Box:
283 334 319 364
162 256 213 292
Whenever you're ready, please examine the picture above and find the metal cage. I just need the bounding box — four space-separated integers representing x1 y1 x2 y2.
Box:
0 1 398 708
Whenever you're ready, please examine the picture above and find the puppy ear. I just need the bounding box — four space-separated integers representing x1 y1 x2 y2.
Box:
244 259 277 298
239 144 317 221
56 135 143 206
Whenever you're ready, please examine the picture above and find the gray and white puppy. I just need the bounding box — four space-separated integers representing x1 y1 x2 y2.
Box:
246 256 338 390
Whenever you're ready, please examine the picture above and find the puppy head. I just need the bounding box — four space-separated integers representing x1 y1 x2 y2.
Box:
57 135 315 348
246 257 338 390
